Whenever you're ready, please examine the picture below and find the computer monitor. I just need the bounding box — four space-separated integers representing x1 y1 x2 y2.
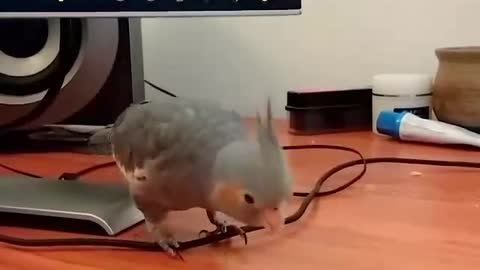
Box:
0 0 302 18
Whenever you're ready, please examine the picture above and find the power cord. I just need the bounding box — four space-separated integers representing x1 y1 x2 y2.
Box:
0 75 479 252
144 79 177 98
1 144 480 253
0 160 115 181
0 163 42 179
59 161 115 181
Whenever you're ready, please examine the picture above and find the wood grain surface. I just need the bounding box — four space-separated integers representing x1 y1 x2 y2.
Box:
1 120 480 270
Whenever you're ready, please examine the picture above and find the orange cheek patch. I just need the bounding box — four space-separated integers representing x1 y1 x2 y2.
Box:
211 182 243 209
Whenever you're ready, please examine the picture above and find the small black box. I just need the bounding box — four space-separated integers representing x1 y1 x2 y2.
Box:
285 88 372 135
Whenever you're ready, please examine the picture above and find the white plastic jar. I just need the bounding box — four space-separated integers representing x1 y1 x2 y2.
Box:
372 73 432 134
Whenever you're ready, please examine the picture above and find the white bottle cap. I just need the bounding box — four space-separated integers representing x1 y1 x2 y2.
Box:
372 74 432 96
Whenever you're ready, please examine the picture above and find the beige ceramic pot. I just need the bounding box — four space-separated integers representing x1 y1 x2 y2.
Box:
432 46 480 131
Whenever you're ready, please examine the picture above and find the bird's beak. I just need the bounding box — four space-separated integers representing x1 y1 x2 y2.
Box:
262 207 285 233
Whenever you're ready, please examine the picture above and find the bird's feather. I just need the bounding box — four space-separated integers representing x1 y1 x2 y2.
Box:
111 98 248 210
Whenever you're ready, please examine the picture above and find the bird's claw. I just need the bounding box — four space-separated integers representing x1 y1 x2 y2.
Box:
198 220 227 238
156 237 184 260
227 224 248 245
198 223 248 245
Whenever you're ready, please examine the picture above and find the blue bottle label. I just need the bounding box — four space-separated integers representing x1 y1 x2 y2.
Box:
393 106 430 119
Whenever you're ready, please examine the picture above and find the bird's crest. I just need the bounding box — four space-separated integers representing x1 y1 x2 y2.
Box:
256 98 283 172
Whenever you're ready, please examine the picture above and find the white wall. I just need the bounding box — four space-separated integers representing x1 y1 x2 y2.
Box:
141 0 480 118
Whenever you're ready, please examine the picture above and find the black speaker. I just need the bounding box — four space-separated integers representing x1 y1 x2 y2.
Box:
0 18 145 131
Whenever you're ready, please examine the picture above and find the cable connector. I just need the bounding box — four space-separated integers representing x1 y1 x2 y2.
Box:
58 173 80 181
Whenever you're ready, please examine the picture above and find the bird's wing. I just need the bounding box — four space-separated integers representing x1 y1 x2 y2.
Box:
110 99 248 209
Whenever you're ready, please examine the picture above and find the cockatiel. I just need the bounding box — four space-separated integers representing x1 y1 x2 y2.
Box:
109 97 292 256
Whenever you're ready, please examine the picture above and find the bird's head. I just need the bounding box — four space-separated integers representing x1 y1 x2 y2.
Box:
209 100 292 232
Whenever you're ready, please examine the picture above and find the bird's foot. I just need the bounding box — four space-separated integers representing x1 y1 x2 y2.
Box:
199 221 248 245
156 234 183 259
147 221 183 260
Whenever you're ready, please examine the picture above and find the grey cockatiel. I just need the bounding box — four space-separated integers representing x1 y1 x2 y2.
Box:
108 97 292 256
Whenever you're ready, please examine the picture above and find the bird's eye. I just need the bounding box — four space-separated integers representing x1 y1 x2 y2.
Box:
244 193 255 204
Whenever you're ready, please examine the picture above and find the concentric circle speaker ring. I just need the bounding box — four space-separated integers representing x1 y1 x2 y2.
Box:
0 18 82 96
0 18 120 129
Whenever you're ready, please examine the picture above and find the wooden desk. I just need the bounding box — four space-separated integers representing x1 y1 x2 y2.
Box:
1 121 480 270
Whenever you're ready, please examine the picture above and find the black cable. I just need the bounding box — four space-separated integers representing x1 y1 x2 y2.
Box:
0 160 115 181
0 144 364 250
0 163 42 179
59 161 116 180
1 144 480 253
144 79 177 98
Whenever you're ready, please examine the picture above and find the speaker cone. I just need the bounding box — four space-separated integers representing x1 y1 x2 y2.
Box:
0 18 120 130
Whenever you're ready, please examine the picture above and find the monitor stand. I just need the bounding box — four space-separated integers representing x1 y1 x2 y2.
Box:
0 175 144 236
